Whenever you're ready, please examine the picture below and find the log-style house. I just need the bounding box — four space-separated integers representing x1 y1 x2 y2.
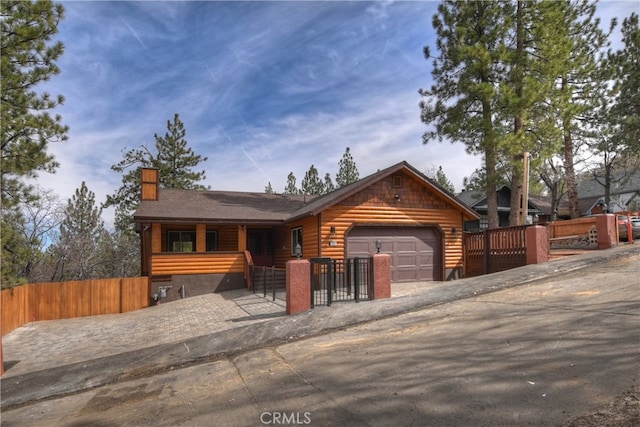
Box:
133 161 479 299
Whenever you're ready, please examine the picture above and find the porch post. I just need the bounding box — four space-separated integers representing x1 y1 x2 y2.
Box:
286 259 311 315
372 254 391 300
238 225 247 251
526 225 549 265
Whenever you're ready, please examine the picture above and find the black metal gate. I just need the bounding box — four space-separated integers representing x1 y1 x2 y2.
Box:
310 257 374 307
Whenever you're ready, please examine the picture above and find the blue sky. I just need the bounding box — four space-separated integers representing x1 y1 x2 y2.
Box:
34 1 638 225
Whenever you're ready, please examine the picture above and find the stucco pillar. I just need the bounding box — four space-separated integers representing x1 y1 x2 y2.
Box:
372 254 391 300
0 319 4 376
526 225 549 265
596 214 617 249
286 259 311 315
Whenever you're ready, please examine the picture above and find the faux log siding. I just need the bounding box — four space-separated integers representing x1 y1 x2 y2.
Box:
320 205 467 269
273 216 320 267
151 253 244 275
218 225 239 251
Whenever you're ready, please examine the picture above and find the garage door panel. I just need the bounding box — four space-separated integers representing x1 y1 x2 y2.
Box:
348 241 371 254
397 254 419 267
396 240 419 252
346 226 442 282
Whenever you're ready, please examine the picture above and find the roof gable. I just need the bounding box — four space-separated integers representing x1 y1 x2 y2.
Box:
287 161 478 221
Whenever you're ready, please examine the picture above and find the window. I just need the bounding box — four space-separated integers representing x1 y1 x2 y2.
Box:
291 227 303 256
479 215 489 230
206 231 218 252
167 230 196 252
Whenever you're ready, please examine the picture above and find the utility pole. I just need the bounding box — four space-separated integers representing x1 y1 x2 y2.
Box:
521 151 530 225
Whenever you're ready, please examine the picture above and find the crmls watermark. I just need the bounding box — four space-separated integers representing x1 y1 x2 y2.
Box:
260 411 312 425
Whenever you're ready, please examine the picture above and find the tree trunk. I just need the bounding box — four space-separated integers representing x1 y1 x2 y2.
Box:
561 76 581 219
509 0 526 227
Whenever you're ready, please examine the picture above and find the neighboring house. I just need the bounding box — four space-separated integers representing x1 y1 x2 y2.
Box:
577 171 640 214
456 185 548 230
133 161 479 298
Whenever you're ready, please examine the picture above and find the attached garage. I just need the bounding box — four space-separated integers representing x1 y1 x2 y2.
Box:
346 226 443 282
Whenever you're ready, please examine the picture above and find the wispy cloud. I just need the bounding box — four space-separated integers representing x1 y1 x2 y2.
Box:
119 17 148 49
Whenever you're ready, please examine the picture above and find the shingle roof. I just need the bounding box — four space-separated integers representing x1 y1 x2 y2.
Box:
134 190 316 224
578 171 640 198
133 161 479 224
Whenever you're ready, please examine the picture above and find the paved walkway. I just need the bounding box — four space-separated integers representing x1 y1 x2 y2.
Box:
1 282 425 378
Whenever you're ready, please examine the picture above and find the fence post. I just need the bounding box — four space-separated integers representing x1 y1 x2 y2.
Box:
483 230 491 274
372 254 391 300
526 225 549 265
286 259 311 315
596 214 617 249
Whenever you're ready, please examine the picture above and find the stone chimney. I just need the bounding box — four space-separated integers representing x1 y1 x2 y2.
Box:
141 168 159 201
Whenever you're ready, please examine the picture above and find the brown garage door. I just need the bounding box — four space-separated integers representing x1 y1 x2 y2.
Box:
346 226 442 282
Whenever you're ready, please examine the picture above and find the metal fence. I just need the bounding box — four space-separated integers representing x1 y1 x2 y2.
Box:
251 265 286 301
310 257 373 307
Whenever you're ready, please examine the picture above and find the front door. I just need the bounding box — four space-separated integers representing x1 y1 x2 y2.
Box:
247 229 274 266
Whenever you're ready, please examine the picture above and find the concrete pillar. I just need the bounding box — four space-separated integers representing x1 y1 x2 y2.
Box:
596 214 617 249
286 259 311 315
372 254 391 300
526 225 549 265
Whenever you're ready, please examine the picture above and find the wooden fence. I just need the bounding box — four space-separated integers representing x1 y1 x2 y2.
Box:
1 277 149 336
549 216 597 239
464 225 528 277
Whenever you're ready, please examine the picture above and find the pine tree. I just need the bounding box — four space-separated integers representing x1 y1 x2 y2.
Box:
301 165 324 195
549 0 611 218
336 147 359 188
51 182 105 281
154 114 208 190
608 13 639 160
501 0 563 225
587 13 640 208
420 0 512 229
264 182 274 193
283 172 300 194
434 166 455 194
1 0 68 286
105 113 208 232
323 173 335 194
0 0 68 210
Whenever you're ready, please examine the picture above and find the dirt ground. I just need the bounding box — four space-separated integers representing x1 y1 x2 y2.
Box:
564 383 640 427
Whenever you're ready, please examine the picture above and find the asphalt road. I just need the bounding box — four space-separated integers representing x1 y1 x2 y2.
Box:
2 250 639 426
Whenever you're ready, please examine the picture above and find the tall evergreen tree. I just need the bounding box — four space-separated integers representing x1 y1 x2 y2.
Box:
1 0 68 286
612 13 639 147
335 147 359 188
434 166 455 194
0 0 68 210
420 0 512 229
264 182 274 194
323 173 335 194
501 0 563 225
283 172 300 194
548 0 611 218
301 165 324 195
105 113 208 232
586 10 639 209
50 182 105 281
